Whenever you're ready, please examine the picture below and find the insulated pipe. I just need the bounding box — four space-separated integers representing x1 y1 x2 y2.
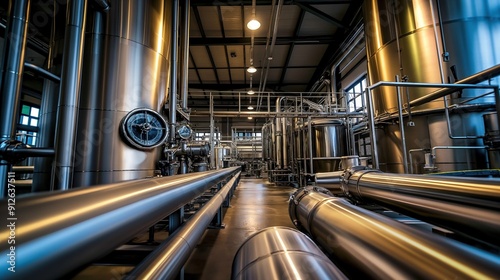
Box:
0 167 239 280
169 0 179 144
289 189 500 279
343 169 500 246
53 0 87 190
127 171 241 279
179 0 190 111
0 0 30 197
232 226 347 280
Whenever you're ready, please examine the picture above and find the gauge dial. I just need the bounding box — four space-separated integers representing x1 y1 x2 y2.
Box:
120 108 168 149
177 124 193 139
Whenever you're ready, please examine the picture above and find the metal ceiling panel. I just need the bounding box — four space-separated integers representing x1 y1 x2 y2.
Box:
190 46 213 68
299 12 338 36
197 69 218 84
190 10 202 38
227 45 245 68
188 69 200 83
288 44 329 66
216 69 231 83
198 6 222 37
209 45 229 67
276 5 302 37
230 69 245 84
221 6 244 38
284 68 316 84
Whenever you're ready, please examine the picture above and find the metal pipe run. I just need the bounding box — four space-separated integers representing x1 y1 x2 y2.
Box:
343 169 500 246
53 0 88 190
0 0 30 197
232 226 347 280
24 62 60 82
0 167 240 280
289 188 500 279
127 171 241 279
409 64 500 107
169 0 179 143
180 0 190 111
315 171 343 191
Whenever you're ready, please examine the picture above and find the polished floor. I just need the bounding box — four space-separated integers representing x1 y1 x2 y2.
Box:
184 177 297 280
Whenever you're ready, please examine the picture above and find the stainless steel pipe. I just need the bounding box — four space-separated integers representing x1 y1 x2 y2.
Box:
0 167 239 280
23 62 60 82
289 188 500 279
53 0 88 190
315 171 343 191
343 169 500 246
232 226 347 280
127 171 241 279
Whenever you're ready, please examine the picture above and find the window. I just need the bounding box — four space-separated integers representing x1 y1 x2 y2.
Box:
16 104 40 145
345 76 367 124
194 132 220 142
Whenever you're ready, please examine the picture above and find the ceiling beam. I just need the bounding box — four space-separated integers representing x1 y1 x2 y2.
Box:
192 6 220 84
188 82 307 90
295 2 346 28
190 36 338 46
190 1 351 6
278 9 305 91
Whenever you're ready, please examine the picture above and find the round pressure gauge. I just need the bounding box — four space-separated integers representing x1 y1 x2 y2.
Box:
120 108 169 149
177 124 193 139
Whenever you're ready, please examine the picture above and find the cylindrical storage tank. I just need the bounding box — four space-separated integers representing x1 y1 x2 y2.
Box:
261 122 272 161
364 0 499 173
214 145 230 170
232 226 347 280
298 119 347 173
74 0 172 186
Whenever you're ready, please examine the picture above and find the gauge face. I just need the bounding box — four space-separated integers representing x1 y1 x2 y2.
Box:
120 108 168 149
177 124 192 139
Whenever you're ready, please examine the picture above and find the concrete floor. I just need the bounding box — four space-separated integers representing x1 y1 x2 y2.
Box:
184 178 297 280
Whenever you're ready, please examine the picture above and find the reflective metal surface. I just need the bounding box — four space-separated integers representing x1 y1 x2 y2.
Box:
290 188 500 279
364 0 500 173
232 226 347 280
75 0 172 187
0 0 30 196
53 0 88 190
315 171 343 191
343 169 500 246
0 167 239 280
127 171 241 280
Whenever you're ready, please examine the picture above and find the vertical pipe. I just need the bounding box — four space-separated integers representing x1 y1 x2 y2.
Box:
210 94 215 169
396 76 408 173
275 97 283 168
33 1 65 192
282 117 288 168
52 0 87 190
307 116 314 175
0 0 30 196
366 88 379 169
169 0 179 143
179 0 190 111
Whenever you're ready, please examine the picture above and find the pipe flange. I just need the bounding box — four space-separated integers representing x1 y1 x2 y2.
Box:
0 140 28 164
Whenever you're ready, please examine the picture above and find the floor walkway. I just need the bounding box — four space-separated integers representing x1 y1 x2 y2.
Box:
184 177 297 279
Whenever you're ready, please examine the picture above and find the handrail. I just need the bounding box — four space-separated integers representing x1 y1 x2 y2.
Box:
0 167 240 280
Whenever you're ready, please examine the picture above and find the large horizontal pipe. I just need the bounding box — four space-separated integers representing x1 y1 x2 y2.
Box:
343 169 500 246
232 226 347 280
315 171 343 191
127 171 241 279
409 64 500 107
12 165 34 173
289 188 500 279
190 110 366 118
0 167 240 280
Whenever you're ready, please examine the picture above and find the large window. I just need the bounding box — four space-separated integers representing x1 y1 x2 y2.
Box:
17 103 40 145
346 76 367 114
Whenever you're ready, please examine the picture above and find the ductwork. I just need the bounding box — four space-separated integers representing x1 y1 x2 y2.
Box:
289 188 500 279
0 167 240 280
232 226 347 280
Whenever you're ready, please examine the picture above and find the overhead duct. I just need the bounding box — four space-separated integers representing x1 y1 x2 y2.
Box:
75 0 172 187
0 167 240 280
232 226 347 280
289 188 500 279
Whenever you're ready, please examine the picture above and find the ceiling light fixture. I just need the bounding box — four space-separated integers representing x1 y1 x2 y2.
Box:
247 19 261 30
248 116 253 120
247 66 257 73
248 106 254 110
247 90 255 95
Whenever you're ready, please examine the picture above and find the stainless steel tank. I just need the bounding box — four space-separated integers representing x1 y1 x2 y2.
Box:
297 119 347 173
214 145 231 170
74 0 172 186
364 0 499 173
